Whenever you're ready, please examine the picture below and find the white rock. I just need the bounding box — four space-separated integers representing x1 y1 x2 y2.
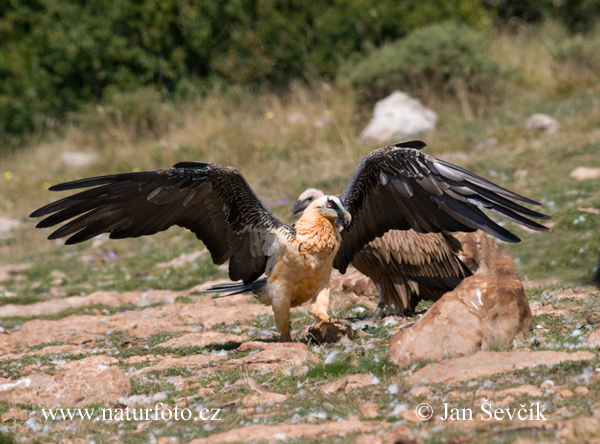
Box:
525 114 560 134
0 217 20 232
570 167 600 181
60 152 98 169
359 91 437 143
287 112 308 125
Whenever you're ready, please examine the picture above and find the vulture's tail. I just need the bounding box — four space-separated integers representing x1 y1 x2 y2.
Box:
202 278 267 298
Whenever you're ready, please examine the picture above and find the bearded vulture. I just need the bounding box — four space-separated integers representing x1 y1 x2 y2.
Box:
30 141 551 341
292 188 472 317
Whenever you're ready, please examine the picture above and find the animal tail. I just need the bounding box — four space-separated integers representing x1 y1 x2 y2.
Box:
201 278 267 298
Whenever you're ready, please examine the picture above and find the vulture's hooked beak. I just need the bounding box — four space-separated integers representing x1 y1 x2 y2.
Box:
291 199 307 215
337 208 352 230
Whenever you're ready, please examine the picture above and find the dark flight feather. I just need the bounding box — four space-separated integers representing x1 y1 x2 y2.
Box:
334 141 550 272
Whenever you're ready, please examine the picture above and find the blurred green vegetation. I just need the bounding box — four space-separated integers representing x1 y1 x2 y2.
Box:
342 21 499 105
2 0 598 148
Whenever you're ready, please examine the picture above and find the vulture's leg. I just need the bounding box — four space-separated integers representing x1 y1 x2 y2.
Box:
403 291 421 317
311 285 330 321
272 294 293 342
368 301 386 319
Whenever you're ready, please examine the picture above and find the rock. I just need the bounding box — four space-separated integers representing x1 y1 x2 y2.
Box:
578 207 600 215
220 342 316 376
118 392 168 408
409 386 435 398
359 402 379 419
10 298 271 346
287 111 308 126
187 419 390 444
0 217 20 233
2 408 29 422
358 426 421 444
329 269 379 311
320 374 375 394
486 385 543 398
554 289 587 300
59 151 98 169
155 332 249 348
525 113 560 134
305 320 354 344
359 91 437 143
0 263 31 282
557 388 574 398
241 392 288 407
587 326 600 349
557 411 600 442
570 167 600 181
454 231 500 276
132 354 228 377
389 235 531 366
355 435 383 444
575 386 590 396
0 334 17 355
0 355 130 407
400 409 423 423
0 290 180 318
407 350 595 384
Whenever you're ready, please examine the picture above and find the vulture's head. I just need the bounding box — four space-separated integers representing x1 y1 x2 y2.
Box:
291 188 325 215
300 194 351 229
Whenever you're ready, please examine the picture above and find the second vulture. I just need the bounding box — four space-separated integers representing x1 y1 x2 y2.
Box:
30 141 551 341
291 188 472 317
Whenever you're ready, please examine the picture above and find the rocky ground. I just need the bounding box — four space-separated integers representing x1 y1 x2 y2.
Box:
0 245 599 444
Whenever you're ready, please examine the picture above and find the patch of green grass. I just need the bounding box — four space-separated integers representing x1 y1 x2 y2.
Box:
175 296 193 304
0 431 18 444
130 378 176 396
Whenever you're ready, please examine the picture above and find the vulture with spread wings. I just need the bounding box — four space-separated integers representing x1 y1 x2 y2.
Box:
30 141 551 341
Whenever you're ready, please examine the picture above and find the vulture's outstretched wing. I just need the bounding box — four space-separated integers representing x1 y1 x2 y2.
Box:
30 162 294 284
334 141 551 273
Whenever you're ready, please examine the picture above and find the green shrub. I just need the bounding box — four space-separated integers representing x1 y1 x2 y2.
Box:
492 0 600 33
549 31 600 72
0 0 493 145
343 21 500 103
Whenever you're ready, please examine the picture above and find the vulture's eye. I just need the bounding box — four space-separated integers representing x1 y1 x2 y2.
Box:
327 201 333 208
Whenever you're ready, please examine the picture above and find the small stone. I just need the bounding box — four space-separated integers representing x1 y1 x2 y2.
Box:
241 392 288 407
541 380 555 391
400 409 423 423
2 408 29 422
557 389 574 398
570 167 600 181
587 325 600 349
525 113 560 134
358 403 379 419
409 386 435 398
0 217 20 233
320 374 373 394
59 151 98 169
